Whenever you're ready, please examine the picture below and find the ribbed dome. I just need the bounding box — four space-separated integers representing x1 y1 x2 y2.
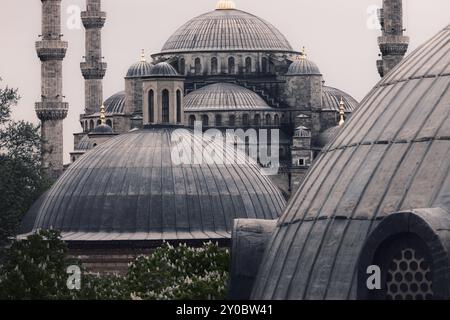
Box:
286 58 321 75
317 125 341 148
21 128 285 242
322 86 359 112
75 135 93 151
149 62 180 77
252 25 450 300
92 124 113 134
159 9 294 54
126 60 153 78
184 83 272 112
104 91 125 115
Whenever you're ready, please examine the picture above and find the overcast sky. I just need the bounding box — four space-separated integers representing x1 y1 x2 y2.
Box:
0 0 449 163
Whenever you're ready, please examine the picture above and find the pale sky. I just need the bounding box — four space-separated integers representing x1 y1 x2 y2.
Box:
0 0 449 163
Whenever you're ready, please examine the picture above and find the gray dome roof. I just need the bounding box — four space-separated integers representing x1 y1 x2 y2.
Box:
317 125 341 148
104 91 125 115
126 60 153 78
75 135 93 151
159 9 294 54
184 83 272 112
92 124 113 134
149 62 180 77
286 58 321 75
21 127 285 242
252 25 450 299
322 86 359 112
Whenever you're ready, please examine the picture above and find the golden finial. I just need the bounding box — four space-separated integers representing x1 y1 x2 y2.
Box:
100 104 106 125
300 46 307 60
140 49 146 62
339 97 346 126
216 0 236 10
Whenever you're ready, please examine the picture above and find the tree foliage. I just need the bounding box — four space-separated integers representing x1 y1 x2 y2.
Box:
0 78 51 250
0 232 230 300
0 230 76 300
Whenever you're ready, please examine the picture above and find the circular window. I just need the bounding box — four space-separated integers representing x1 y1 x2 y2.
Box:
385 248 433 300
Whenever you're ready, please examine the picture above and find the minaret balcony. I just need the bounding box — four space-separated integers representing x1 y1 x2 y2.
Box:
378 35 410 56
35 40 68 61
80 62 107 79
35 102 69 121
81 11 107 28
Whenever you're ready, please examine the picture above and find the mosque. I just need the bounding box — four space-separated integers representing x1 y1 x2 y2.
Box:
21 0 450 301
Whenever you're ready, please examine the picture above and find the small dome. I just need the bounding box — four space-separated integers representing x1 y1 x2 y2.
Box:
126 60 153 78
287 57 321 76
149 62 180 77
317 126 341 148
322 86 359 112
294 126 311 138
184 83 272 112
103 91 126 115
75 135 94 151
92 124 113 134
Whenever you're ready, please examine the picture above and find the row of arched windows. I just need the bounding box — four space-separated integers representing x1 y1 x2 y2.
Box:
148 89 182 124
178 56 270 75
188 113 280 127
82 119 113 132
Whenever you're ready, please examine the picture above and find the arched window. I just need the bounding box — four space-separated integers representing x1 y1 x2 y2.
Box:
242 114 249 126
265 114 272 125
229 115 236 127
179 58 185 75
202 115 209 127
245 57 252 73
97 119 102 125
195 58 202 75
189 115 196 126
254 114 261 126
262 57 268 73
106 119 112 127
274 114 280 126
162 89 170 123
89 120 94 131
215 114 222 126
148 90 154 123
85 121 88 132
211 57 218 75
176 90 182 123
228 57 236 74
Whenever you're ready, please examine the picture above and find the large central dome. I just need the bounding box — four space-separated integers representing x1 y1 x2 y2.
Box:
160 7 294 54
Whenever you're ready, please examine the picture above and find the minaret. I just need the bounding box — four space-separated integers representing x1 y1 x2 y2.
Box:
377 0 409 77
81 0 107 115
35 0 68 178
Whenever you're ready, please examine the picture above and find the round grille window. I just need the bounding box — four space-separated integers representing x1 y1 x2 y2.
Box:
385 248 433 300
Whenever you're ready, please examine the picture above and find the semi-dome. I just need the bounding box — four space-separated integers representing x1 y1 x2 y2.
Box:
21 127 285 242
286 57 321 76
159 6 294 54
149 62 180 77
251 25 450 300
322 86 359 112
103 91 126 115
184 83 273 112
75 135 93 151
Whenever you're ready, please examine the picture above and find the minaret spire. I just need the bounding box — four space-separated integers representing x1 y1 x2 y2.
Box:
81 0 107 115
377 0 409 77
35 0 69 178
